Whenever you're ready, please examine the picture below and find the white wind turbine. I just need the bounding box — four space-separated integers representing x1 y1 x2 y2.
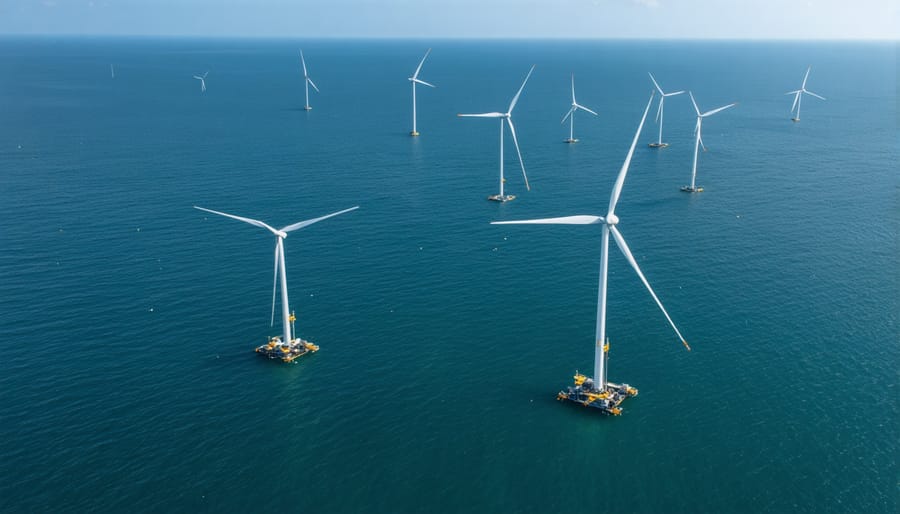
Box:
492 92 690 414
561 73 598 143
682 92 737 193
458 65 535 202
786 66 825 122
194 205 358 357
647 72 684 148
300 50 319 110
409 48 436 136
193 72 208 93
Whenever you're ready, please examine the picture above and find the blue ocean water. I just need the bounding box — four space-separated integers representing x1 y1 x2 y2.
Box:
0 37 896 513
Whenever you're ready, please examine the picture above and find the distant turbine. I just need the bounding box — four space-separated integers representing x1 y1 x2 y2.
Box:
682 92 737 193
492 92 691 415
194 205 358 361
300 50 319 110
458 65 535 202
785 66 825 122
110 64 115 79
560 73 598 143
409 48 436 136
193 71 208 93
647 72 684 147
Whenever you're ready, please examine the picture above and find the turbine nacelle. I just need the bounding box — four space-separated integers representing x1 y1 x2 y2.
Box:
605 213 619 226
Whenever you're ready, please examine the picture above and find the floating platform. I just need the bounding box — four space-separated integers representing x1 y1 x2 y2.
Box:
488 194 516 202
791 118 800 122
304 106 313 111
648 142 669 148
410 131 420 137
564 138 579 144
681 185 704 193
255 336 319 363
557 373 638 415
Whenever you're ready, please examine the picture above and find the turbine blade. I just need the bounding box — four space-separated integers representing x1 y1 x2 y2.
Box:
607 92 655 217
300 51 308 77
307 78 320 93
655 97 663 123
609 225 690 351
561 107 574 124
280 206 359 233
193 75 202 80
701 102 737 117
506 118 529 191
648 72 664 95
270 245 278 327
202 72 208 79
491 215 605 225
785 90 802 95
507 64 535 114
194 206 281 236
413 48 431 80
790 92 800 113
802 66 811 89
571 73 576 103
458 112 505 118
805 90 825 100
414 79 436 88
689 91 701 117
665 90 685 96
576 104 598 116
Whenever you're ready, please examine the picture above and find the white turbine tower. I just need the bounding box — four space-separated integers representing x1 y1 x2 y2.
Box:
682 92 737 193
786 66 825 122
458 65 535 202
193 72 208 93
647 72 684 148
561 73 598 143
492 92 690 415
300 50 319 111
194 205 358 361
409 48 436 136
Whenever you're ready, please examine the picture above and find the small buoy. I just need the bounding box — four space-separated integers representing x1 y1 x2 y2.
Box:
136 228 141 232
149 307 154 312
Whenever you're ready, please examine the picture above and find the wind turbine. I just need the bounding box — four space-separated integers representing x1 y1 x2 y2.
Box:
458 65 535 202
409 48 436 136
194 205 358 361
492 92 690 415
647 72 684 148
682 92 737 193
193 72 208 93
300 50 319 111
110 64 115 79
786 66 825 122
560 73 598 143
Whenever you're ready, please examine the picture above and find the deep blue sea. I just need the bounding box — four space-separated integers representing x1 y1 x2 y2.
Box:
0 37 896 513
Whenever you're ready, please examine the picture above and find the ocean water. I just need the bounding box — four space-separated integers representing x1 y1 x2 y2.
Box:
0 37 896 513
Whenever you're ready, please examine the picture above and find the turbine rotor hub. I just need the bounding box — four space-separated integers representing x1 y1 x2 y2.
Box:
606 214 619 225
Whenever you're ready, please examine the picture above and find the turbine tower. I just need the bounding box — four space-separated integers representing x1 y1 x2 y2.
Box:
786 66 825 122
409 48 436 136
561 73 598 143
194 205 358 361
682 92 737 193
300 50 319 111
492 92 690 415
647 72 684 147
458 65 535 202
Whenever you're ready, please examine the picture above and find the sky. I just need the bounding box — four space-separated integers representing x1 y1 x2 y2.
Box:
0 0 897 39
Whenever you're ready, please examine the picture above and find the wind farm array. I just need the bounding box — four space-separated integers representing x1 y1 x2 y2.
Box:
112 47 828 415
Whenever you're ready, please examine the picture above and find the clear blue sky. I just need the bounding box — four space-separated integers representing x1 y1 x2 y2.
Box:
1 0 897 39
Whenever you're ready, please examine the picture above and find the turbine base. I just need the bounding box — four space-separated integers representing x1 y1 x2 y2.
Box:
488 194 516 202
255 335 319 363
680 185 704 193
410 131 420 137
648 142 669 148
791 118 800 122
556 372 638 416
304 106 313 111
564 138 579 144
